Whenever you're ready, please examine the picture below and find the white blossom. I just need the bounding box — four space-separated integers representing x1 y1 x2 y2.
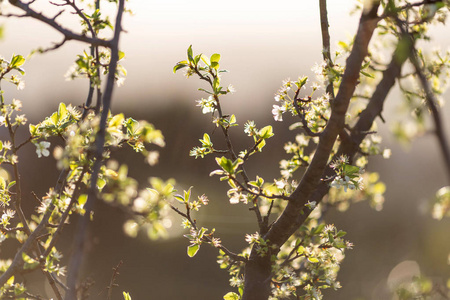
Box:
35 141 51 158
272 105 286 122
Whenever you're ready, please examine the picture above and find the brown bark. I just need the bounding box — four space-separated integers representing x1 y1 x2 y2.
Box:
242 4 380 299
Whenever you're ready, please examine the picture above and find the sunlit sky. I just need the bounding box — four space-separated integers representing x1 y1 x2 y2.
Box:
0 1 360 115
0 1 449 117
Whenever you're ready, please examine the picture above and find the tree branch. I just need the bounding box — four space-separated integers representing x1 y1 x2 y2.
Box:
408 41 450 183
65 1 125 298
264 4 380 249
319 0 335 99
5 0 111 47
242 4 381 299
0 169 69 288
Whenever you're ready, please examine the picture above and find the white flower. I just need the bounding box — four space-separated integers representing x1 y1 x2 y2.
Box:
0 116 6 126
227 84 236 94
272 105 286 122
12 99 22 110
311 82 321 91
35 141 51 158
382 149 391 159
305 201 317 210
295 134 309 147
282 78 293 91
116 76 126 87
64 64 78 80
245 232 260 244
229 192 241 204
146 151 159 166
196 96 217 114
274 179 286 189
17 81 25 90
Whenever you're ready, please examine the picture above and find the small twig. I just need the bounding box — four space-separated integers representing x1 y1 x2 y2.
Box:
106 260 123 300
43 167 87 258
319 0 335 100
37 37 68 53
15 135 32 151
169 203 247 262
242 139 263 161
292 97 322 137
229 176 292 201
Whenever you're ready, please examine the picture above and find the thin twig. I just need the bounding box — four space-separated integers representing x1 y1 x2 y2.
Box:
319 0 335 100
106 261 123 300
169 203 247 262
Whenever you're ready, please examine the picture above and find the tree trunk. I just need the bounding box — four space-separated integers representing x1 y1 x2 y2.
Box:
242 249 272 300
241 3 380 299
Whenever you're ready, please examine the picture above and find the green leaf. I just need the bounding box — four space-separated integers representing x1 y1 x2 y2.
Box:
343 164 360 176
187 45 194 63
360 70 374 78
210 53 221 63
125 118 139 135
259 125 274 139
194 54 202 66
118 51 125 61
200 54 210 66
97 178 106 189
336 230 347 238
201 133 212 147
10 54 25 68
210 53 221 70
216 156 233 173
29 124 37 136
0 140 2 151
78 194 88 205
308 257 319 263
312 223 325 234
109 113 124 127
57 102 68 122
173 63 188 73
49 112 58 126
223 292 240 300
213 76 220 93
187 244 200 257
256 139 266 151
198 88 213 95
229 115 237 125
298 76 308 88
361 61 370 70
7 181 16 189
76 57 88 70
162 182 175 196
184 187 192 202
0 177 5 190
123 292 132 300
174 195 185 203
338 41 348 50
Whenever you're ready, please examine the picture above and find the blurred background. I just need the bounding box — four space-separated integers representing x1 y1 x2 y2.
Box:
1 1 450 299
